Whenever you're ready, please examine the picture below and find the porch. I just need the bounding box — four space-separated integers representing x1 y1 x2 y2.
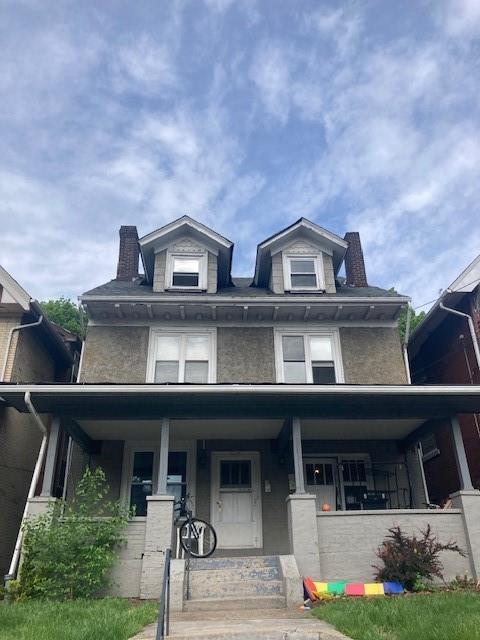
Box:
2 383 480 601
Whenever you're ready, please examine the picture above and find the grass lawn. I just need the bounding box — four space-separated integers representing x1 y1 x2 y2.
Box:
312 591 480 640
0 598 158 640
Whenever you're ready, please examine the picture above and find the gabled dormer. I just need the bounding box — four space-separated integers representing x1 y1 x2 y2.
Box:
254 218 348 294
138 216 233 294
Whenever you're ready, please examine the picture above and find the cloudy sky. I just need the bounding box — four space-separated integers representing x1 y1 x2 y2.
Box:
1 0 479 307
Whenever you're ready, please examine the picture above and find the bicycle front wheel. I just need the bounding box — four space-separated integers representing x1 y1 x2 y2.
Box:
179 518 217 558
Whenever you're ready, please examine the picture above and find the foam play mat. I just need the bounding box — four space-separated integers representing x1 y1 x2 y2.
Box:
304 577 403 600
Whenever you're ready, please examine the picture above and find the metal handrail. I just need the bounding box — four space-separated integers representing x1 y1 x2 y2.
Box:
156 548 171 640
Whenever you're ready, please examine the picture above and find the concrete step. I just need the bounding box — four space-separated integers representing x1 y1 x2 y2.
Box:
189 556 279 572
188 578 284 599
183 595 286 612
188 565 281 584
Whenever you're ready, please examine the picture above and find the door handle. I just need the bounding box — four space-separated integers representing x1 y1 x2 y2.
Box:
216 500 222 510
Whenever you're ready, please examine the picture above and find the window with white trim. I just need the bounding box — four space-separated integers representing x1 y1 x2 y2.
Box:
148 330 216 383
283 255 325 291
276 331 343 383
167 253 207 290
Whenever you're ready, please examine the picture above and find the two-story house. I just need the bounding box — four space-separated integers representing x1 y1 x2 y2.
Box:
0 265 80 579
3 216 480 609
408 253 480 504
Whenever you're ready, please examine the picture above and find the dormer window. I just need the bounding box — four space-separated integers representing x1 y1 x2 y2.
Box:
283 255 325 291
166 253 207 290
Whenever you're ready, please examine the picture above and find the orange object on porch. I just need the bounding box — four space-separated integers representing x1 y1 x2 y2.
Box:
321 503 331 512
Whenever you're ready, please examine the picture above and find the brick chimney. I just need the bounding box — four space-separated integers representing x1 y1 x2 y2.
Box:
344 231 368 287
116 226 139 281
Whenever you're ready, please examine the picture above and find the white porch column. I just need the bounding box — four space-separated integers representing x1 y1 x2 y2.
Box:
449 415 480 580
286 417 321 577
450 415 474 491
40 416 61 497
140 417 175 599
156 417 170 494
292 417 305 494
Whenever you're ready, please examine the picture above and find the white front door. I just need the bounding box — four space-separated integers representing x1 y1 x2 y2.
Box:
305 458 337 511
211 452 263 549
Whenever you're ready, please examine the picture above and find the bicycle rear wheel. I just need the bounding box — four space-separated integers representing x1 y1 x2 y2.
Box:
179 518 217 558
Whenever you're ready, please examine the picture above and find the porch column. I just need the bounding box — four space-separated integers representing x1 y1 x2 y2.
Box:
449 415 480 580
286 417 321 577
40 416 61 497
156 417 170 494
450 415 474 491
140 417 175 599
292 417 305 494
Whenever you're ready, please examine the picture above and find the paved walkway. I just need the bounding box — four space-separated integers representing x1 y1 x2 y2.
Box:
132 608 351 640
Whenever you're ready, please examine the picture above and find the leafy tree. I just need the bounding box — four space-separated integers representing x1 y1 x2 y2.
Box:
18 467 132 600
40 297 86 339
398 306 426 344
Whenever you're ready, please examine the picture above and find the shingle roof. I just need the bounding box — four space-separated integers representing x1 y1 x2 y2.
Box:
81 276 403 299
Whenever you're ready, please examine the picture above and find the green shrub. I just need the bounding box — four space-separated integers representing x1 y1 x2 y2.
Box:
18 467 132 600
373 525 466 591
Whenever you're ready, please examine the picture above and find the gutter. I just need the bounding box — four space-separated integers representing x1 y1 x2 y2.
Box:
439 301 480 374
79 294 410 305
2 383 480 397
1 315 43 381
4 392 49 588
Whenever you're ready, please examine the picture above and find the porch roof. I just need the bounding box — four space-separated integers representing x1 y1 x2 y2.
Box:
1 383 480 421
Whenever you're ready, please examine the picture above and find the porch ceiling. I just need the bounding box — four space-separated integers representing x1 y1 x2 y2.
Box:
77 417 423 441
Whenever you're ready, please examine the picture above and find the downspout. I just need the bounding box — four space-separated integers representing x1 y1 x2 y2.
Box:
4 391 49 588
1 316 44 381
403 305 412 384
439 301 480 374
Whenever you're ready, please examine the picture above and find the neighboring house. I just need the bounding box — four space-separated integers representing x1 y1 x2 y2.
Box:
2 217 480 608
408 254 480 504
0 266 81 578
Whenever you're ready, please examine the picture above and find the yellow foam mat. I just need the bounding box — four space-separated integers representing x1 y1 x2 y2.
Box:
313 582 329 594
364 583 385 596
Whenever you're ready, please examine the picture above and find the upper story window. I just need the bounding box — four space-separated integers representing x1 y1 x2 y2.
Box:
167 253 207 290
275 329 344 383
147 328 216 383
283 255 325 291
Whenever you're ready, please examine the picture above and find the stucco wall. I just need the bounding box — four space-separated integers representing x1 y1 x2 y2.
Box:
10 327 56 382
153 250 167 292
316 510 471 582
80 326 149 383
217 327 276 383
340 327 407 384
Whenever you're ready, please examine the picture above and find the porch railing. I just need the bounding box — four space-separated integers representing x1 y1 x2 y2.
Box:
155 548 171 640
306 460 413 511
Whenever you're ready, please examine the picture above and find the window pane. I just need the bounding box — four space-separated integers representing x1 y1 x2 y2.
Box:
282 336 305 361
155 361 179 383
310 336 333 361
306 463 314 485
156 336 180 361
314 464 324 485
185 361 208 383
220 461 251 488
290 259 315 273
167 452 187 503
284 361 307 383
130 451 153 517
173 258 200 273
291 274 317 287
325 464 334 485
312 364 336 384
186 335 209 360
172 272 199 287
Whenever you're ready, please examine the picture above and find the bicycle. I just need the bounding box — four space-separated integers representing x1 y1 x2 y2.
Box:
174 496 217 558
